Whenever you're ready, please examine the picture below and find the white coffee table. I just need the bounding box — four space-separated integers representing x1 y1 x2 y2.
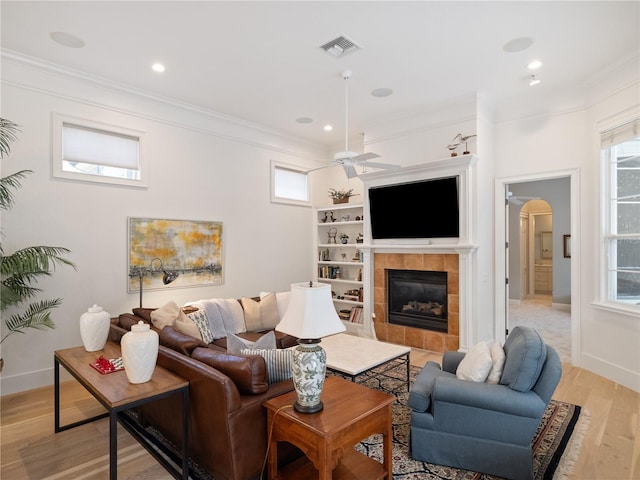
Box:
320 333 412 390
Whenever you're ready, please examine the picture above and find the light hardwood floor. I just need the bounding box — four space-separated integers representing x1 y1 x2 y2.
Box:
1 350 638 479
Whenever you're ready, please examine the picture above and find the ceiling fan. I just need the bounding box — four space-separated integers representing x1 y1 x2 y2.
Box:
310 70 401 179
507 191 540 205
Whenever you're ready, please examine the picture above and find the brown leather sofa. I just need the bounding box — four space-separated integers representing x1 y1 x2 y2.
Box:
109 307 299 480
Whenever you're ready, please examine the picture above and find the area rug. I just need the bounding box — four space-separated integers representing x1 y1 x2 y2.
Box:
341 362 586 480
126 361 586 480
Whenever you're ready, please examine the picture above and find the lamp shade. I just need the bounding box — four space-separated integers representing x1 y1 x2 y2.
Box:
276 282 346 339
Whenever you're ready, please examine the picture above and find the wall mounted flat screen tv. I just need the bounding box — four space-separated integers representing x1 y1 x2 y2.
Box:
368 176 459 239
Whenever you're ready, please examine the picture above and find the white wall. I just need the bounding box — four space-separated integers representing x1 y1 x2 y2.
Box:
494 65 640 391
0 59 328 394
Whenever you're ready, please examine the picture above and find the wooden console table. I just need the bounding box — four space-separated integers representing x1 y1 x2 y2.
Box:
264 376 394 479
54 342 189 480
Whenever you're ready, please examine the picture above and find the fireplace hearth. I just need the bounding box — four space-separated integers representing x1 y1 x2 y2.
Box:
387 269 448 333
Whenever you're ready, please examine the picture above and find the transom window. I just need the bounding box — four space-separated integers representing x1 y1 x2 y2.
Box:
53 113 148 187
601 119 640 309
271 161 310 206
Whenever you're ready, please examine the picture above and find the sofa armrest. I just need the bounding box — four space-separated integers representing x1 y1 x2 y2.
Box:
433 375 547 418
442 351 466 374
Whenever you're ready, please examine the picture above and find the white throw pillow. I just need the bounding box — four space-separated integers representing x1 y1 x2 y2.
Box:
241 348 292 384
486 341 506 384
456 341 493 382
227 331 277 354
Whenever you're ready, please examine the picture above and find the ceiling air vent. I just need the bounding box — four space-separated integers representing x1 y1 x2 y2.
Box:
320 35 362 58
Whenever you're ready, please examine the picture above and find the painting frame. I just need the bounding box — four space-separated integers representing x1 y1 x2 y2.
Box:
128 217 224 293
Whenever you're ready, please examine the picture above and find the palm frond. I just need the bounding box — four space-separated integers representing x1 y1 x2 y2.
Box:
1 246 76 276
0 170 32 211
1 299 61 344
0 118 21 159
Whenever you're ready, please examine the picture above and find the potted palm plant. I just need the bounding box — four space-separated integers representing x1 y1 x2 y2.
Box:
0 118 75 371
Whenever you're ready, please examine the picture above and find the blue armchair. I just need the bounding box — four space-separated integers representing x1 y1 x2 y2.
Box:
408 326 562 480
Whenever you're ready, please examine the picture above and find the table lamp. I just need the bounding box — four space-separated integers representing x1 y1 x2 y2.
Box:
276 281 346 413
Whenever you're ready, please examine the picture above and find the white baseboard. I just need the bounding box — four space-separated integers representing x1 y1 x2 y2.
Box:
581 353 640 393
0 366 71 396
552 303 571 312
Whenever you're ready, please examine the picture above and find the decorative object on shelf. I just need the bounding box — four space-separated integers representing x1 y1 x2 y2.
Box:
356 233 364 243
129 257 180 308
340 233 349 244
352 251 361 262
128 217 223 294
322 212 329 223
329 212 336 222
328 188 358 204
276 282 346 413
321 248 331 261
447 133 477 157
328 227 338 244
79 304 111 352
355 216 361 221
341 214 351 222
341 253 347 261
121 320 159 384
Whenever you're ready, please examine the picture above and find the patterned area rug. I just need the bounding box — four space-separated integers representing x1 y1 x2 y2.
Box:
127 361 585 480
340 361 585 480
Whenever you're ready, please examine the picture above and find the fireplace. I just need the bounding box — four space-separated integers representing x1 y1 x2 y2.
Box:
387 269 448 333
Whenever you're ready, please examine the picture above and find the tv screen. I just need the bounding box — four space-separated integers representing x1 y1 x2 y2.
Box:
368 176 459 239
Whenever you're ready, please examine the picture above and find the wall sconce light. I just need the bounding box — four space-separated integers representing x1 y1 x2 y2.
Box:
129 258 179 308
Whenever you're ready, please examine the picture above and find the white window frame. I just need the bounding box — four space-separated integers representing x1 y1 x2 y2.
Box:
600 116 640 312
270 160 311 207
52 113 148 188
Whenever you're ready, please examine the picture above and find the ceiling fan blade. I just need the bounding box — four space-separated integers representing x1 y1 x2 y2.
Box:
360 161 402 171
305 164 333 173
343 164 358 178
352 152 380 162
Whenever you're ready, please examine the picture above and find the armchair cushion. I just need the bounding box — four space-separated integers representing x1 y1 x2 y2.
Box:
500 327 547 392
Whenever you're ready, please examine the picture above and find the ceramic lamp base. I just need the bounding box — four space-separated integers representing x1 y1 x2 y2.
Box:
291 340 326 413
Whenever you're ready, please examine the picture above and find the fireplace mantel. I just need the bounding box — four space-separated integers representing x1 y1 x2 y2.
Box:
357 154 479 353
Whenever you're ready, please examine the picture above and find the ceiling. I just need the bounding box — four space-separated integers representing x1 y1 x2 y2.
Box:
2 1 638 148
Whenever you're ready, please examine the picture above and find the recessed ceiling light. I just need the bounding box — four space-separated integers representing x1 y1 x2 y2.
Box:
503 37 534 53
529 75 541 86
528 60 543 70
50 31 85 48
152 63 166 73
324 125 333 132
371 88 393 98
296 117 313 124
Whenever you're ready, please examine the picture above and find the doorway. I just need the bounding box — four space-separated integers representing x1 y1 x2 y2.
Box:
495 171 579 365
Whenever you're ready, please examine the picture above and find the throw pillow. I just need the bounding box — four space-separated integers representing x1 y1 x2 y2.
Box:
258 293 280 330
486 340 506 384
456 341 493 382
150 301 181 330
227 331 277 354
240 296 280 332
173 310 202 340
186 309 214 344
260 291 291 320
241 348 293 384
241 297 262 332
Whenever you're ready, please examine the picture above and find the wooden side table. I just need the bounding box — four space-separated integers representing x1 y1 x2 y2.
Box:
54 342 189 480
264 376 394 480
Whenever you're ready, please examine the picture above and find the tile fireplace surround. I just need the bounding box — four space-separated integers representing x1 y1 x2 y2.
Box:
373 253 460 352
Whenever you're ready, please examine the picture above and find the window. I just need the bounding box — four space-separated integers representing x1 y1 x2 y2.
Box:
271 161 310 206
601 118 640 309
53 114 148 187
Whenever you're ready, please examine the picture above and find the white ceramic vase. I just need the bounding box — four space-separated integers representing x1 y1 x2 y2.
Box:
79 304 111 352
121 321 158 384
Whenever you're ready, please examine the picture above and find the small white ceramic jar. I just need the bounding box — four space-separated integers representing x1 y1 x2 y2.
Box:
79 304 110 352
121 321 159 384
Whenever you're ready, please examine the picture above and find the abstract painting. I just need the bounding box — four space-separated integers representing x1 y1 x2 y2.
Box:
128 217 223 292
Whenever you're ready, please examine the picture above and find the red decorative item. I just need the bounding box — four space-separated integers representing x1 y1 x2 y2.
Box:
90 356 124 374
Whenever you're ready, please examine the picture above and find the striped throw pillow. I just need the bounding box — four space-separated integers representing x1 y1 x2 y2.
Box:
241 348 292 384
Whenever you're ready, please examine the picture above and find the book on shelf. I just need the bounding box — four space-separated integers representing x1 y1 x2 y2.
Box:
348 306 363 324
